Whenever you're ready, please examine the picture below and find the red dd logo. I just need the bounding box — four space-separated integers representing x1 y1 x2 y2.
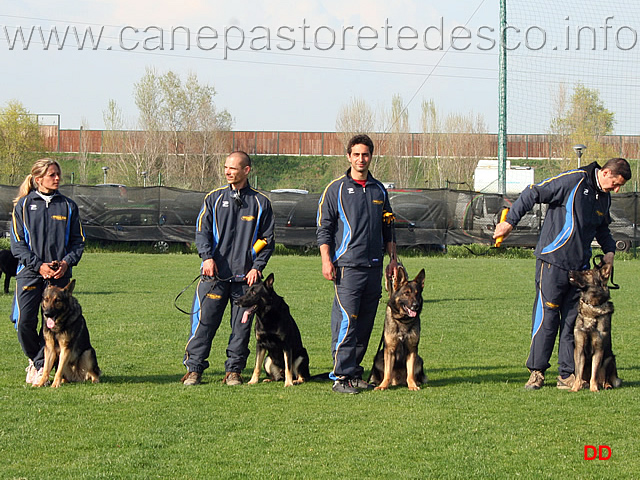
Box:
584 445 611 460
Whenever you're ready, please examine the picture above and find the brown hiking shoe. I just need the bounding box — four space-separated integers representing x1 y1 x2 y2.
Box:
223 372 243 386
524 370 545 390
557 373 577 390
181 371 202 386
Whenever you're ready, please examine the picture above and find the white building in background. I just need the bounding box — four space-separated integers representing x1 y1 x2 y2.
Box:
473 160 534 194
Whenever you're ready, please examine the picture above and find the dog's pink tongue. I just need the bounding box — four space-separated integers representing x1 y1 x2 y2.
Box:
46 318 55 329
404 307 417 318
241 310 251 324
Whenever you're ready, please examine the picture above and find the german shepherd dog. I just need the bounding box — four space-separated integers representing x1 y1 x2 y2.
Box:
568 261 621 392
370 267 427 391
0 249 18 294
235 273 310 387
33 280 101 388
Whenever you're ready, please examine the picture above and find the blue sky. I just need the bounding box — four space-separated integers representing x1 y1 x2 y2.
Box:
1 1 637 134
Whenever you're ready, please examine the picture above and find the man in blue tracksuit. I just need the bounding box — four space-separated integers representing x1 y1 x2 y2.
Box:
11 158 85 385
317 134 398 394
493 158 631 390
182 151 275 386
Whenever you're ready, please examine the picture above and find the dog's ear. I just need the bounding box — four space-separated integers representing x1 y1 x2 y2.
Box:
414 269 425 289
65 279 76 295
264 273 274 288
394 266 408 290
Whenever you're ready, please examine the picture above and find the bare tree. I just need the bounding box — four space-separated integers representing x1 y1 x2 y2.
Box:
418 99 490 188
158 70 185 182
420 99 443 188
335 96 376 147
385 94 411 187
440 112 489 188
132 67 169 185
124 67 232 189
102 99 124 153
77 117 91 184
103 98 152 186
335 96 379 177
182 73 233 190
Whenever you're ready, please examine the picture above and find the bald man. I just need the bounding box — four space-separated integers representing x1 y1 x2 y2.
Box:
182 151 275 386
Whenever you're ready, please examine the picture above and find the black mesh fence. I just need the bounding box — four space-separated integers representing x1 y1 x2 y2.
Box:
1 185 638 252
0 185 205 246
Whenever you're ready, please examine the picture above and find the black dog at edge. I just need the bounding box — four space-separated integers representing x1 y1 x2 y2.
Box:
235 273 310 387
0 249 19 294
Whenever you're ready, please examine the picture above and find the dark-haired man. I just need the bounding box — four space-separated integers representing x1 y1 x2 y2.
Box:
493 157 631 390
317 134 398 394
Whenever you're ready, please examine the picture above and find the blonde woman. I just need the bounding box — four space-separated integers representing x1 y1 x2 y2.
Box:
10 158 85 385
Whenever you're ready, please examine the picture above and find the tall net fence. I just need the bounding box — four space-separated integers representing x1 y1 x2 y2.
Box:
506 1 640 139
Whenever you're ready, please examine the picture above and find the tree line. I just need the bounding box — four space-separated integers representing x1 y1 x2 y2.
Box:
0 69 622 189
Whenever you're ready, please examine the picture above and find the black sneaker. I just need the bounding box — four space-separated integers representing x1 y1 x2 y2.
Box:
332 378 360 394
351 378 374 390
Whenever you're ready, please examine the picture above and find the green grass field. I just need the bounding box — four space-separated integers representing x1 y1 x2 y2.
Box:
1 253 639 478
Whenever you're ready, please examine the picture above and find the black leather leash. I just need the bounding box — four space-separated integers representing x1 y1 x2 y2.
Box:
173 273 249 315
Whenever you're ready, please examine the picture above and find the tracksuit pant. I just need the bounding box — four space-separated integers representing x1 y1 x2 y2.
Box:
526 260 580 378
330 266 383 381
11 275 70 370
183 278 254 374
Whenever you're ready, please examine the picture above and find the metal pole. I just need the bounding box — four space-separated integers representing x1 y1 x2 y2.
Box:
634 190 638 258
498 0 508 195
